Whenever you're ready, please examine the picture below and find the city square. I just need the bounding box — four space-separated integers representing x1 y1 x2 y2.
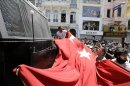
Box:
0 0 130 86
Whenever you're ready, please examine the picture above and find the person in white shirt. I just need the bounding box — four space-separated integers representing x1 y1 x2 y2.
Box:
112 47 130 71
56 26 67 39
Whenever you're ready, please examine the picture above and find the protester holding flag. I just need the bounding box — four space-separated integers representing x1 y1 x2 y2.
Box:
112 47 130 71
96 47 106 61
56 26 67 39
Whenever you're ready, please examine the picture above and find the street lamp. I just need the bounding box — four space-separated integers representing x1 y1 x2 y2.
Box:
76 24 80 38
30 10 34 41
112 2 126 47
30 10 35 52
113 2 126 17
113 2 125 10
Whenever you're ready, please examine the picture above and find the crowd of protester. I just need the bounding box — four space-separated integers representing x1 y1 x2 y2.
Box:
81 38 130 71
81 38 130 55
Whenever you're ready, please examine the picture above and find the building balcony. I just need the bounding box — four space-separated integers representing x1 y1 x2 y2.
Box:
83 0 101 4
42 1 70 7
70 4 77 9
48 22 70 27
36 2 42 7
70 20 76 23
113 17 126 22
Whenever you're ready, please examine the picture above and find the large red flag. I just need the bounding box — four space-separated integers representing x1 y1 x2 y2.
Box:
14 32 130 86
14 32 98 86
96 60 130 86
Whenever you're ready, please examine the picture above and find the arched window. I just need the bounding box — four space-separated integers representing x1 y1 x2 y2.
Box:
128 20 130 30
71 0 77 3
61 10 66 22
70 12 76 23
53 10 58 22
45 10 51 22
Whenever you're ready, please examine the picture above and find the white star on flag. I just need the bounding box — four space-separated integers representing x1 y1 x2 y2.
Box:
77 48 91 60
69 35 75 43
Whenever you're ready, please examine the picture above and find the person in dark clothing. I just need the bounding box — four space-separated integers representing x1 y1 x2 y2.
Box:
112 47 130 71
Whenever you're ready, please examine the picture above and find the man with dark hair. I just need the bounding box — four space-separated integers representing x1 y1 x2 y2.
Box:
112 47 130 71
56 26 67 39
96 47 106 60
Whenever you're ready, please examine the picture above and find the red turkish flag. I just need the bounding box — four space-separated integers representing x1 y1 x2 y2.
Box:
14 32 98 86
96 60 130 86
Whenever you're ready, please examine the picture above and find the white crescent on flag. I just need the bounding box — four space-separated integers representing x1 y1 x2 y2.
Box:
69 35 75 43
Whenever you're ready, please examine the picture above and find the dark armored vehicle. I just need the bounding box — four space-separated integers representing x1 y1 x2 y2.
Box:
0 0 53 85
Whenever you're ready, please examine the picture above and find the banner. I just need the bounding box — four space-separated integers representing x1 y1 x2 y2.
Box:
126 0 130 17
